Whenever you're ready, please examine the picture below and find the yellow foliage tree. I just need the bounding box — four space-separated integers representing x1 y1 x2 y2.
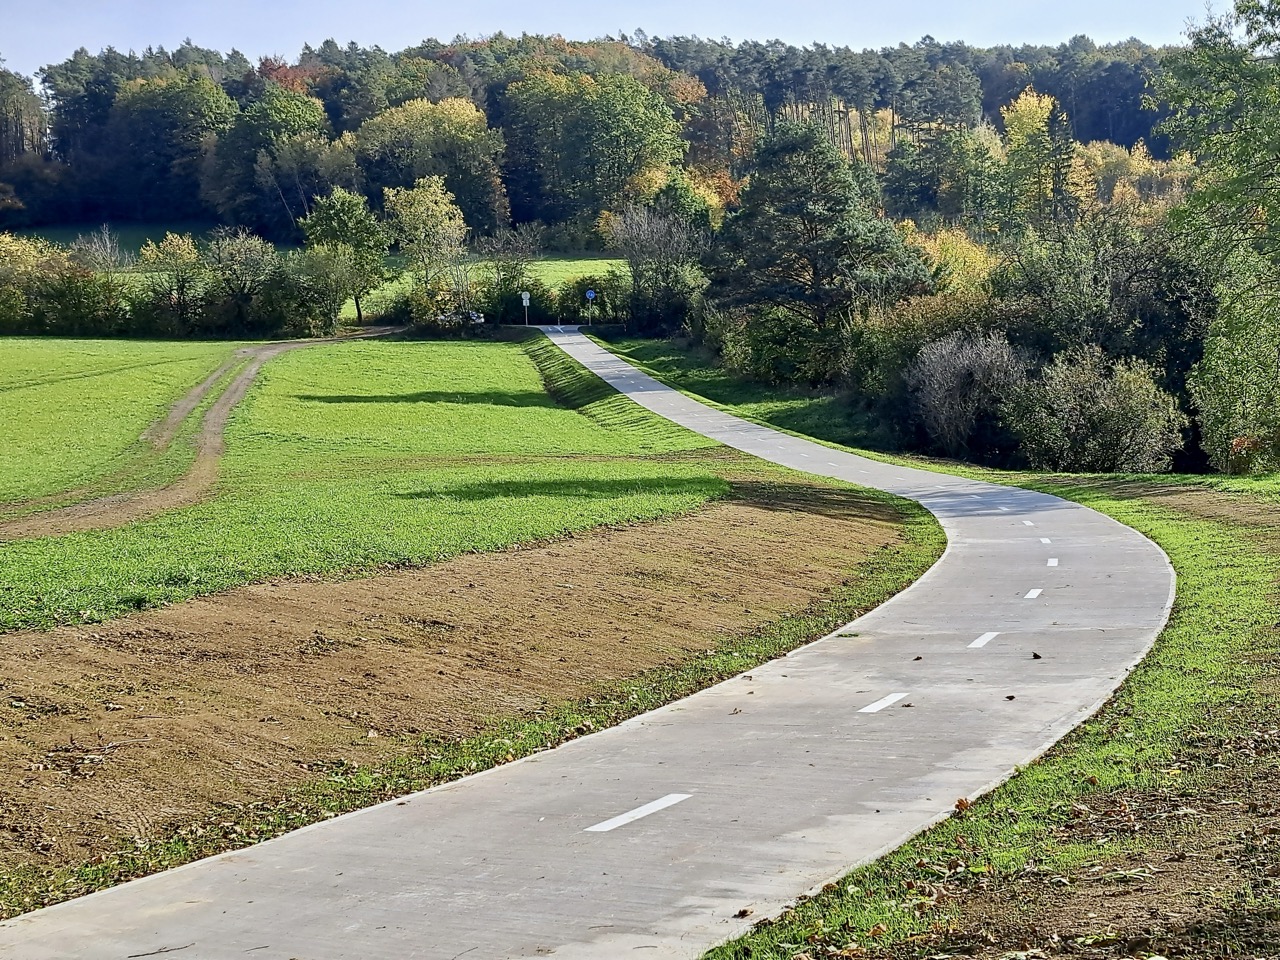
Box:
356 97 508 231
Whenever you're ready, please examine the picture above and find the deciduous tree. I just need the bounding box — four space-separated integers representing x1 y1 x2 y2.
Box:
356 97 507 232
299 185 387 322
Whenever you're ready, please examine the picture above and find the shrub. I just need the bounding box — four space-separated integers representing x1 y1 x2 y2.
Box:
848 287 995 397
717 308 845 386
0 233 65 334
200 229 285 335
27 264 129 336
131 233 210 337
905 330 1026 458
1190 294 1280 474
555 271 630 324
475 275 557 326
1003 345 1187 472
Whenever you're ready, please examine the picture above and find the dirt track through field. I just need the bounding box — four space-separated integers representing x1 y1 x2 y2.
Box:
0 329 398 541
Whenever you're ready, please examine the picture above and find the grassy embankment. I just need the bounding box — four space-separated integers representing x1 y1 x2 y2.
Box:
0 333 945 917
596 334 1280 958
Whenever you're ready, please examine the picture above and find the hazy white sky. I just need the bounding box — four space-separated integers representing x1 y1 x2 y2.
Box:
1 0 1208 79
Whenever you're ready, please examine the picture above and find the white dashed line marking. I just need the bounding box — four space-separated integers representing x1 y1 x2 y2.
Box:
997 506 1011 511
858 693 909 713
1025 588 1043 599
1022 521 1035 527
969 631 1000 649
1047 558 1059 567
584 794 692 833
1040 538 1052 544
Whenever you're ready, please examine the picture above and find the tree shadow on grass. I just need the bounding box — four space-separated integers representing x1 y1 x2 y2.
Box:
393 476 728 502
725 480 903 524
296 390 557 408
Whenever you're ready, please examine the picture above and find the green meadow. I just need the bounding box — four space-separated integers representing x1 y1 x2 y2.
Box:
0 336 721 632
0 339 238 504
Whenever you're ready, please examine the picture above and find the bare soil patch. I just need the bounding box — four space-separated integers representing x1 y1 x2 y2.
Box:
864 764 1280 960
0 479 901 872
1050 477 1280 544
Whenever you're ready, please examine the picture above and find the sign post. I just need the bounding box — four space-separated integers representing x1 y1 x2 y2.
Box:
520 291 530 325
585 289 596 326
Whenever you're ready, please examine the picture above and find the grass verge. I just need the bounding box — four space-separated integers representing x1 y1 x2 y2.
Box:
0 492 943 919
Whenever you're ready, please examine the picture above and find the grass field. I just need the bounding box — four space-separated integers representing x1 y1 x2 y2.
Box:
525 255 623 286
0 336 721 631
19 222 618 287
0 330 947 916
0 339 238 504
348 255 626 319
22 222 624 286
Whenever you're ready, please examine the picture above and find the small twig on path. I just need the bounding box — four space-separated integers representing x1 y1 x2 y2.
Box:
127 944 195 958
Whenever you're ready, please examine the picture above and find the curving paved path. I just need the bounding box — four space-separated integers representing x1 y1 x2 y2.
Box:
0 326 1175 960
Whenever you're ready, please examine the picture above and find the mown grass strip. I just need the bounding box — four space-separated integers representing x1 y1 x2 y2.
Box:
0 494 944 919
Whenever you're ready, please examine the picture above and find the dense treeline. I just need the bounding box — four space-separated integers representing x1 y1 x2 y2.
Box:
0 32 1171 235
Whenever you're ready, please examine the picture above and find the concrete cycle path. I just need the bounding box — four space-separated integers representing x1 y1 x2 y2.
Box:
0 326 1175 960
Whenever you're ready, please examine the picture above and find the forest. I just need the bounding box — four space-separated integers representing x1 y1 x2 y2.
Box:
1 4 1278 476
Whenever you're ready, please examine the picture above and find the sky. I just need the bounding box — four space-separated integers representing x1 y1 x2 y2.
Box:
0 0 1208 80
